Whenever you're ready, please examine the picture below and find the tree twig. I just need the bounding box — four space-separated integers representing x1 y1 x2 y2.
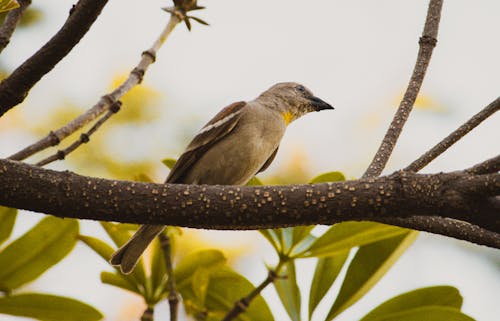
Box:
7 12 181 161
221 269 279 321
0 0 109 116
467 154 500 175
35 101 122 167
158 232 179 321
0 0 31 54
406 97 500 172
363 0 444 178
0 158 498 247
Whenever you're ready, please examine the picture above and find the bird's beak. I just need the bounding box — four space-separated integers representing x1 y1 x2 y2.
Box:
309 96 334 111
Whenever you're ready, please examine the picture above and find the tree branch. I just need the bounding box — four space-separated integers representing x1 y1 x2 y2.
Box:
35 101 122 167
7 13 181 161
0 0 31 54
158 232 179 321
467 154 500 175
406 97 500 172
0 159 498 247
0 0 109 116
363 0 444 178
221 269 279 321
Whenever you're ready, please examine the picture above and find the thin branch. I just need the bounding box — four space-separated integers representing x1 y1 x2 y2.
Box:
0 0 31 54
406 97 500 172
34 101 122 167
7 13 181 161
0 158 498 247
363 0 444 178
140 306 154 321
221 270 279 321
373 217 500 248
467 154 500 175
158 232 179 321
0 0 109 116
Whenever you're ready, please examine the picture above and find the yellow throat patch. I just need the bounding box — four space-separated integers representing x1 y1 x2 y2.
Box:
282 111 294 125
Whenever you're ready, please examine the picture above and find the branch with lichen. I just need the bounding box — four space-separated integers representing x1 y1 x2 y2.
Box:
0 158 498 247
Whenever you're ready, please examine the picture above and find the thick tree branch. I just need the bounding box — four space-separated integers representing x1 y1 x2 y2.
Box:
363 0 443 178
0 159 498 247
0 0 109 116
7 13 181 161
406 97 500 172
467 154 500 175
0 0 31 54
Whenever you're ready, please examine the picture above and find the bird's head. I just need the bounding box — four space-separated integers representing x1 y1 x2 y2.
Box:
258 82 334 125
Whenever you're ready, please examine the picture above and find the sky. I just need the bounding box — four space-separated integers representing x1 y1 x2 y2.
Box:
1 1 499 321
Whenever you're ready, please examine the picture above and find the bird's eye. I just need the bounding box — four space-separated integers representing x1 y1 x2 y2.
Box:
296 85 306 93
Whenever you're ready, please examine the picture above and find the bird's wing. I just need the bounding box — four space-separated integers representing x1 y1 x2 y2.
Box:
257 146 279 174
166 101 247 183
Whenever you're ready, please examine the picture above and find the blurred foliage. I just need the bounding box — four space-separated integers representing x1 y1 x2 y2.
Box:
26 74 163 180
0 207 102 320
0 0 18 14
0 6 43 27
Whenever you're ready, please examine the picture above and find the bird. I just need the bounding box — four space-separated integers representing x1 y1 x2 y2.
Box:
110 82 333 273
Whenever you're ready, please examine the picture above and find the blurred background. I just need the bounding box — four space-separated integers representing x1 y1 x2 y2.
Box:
0 0 499 320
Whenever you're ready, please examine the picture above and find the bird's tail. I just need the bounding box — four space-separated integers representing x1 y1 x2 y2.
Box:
110 224 165 274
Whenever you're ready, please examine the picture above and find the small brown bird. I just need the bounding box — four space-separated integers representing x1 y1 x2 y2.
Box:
111 82 333 273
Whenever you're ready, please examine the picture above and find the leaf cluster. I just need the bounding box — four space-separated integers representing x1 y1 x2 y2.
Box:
0 207 102 321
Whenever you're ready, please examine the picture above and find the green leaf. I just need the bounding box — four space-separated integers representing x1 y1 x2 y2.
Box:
297 222 408 258
324 231 418 321
280 228 294 253
162 157 177 169
174 250 226 289
246 176 263 186
0 216 78 291
78 235 115 261
192 267 211 306
0 0 19 13
99 222 147 286
274 261 301 321
309 171 346 183
292 226 315 245
0 206 17 246
259 229 281 253
100 271 140 295
180 267 274 321
308 250 350 320
78 235 144 295
0 293 103 321
150 236 167 298
360 306 475 321
360 286 463 321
